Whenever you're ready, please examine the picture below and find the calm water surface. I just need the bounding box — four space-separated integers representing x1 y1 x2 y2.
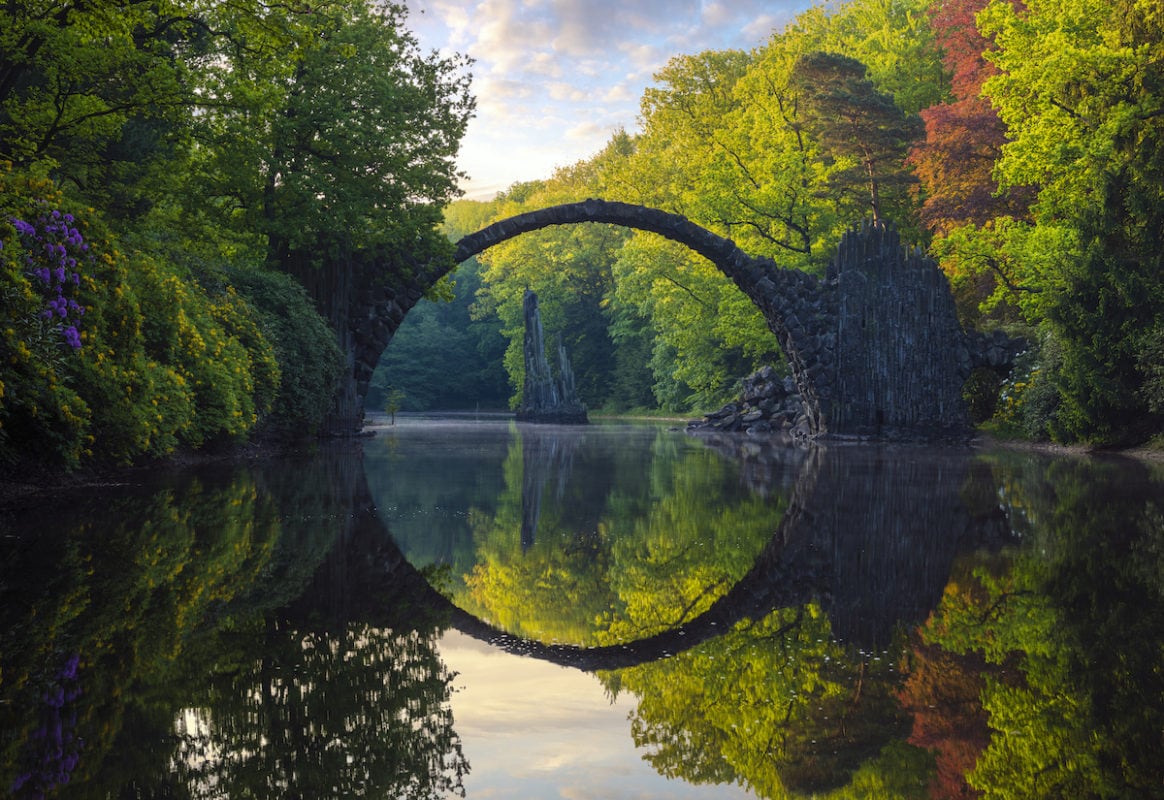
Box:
1 415 1162 799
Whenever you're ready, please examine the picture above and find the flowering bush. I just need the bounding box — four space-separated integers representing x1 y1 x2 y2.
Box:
9 210 90 352
1 175 93 467
2 168 289 468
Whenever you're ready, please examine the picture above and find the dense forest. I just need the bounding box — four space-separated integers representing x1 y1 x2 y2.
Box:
376 0 1164 448
3 0 1163 474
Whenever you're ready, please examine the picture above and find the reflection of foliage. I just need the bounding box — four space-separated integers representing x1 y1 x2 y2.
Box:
8 654 83 798
461 430 780 646
461 430 616 643
2 452 471 798
921 456 1164 799
0 470 284 794
605 605 926 799
170 622 468 799
898 598 998 799
598 448 785 641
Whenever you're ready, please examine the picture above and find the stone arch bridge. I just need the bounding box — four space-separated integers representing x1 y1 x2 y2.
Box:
346 200 1017 440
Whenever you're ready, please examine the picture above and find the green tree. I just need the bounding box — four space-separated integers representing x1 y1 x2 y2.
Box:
190 0 474 426
472 169 629 410
612 233 778 409
0 1 198 217
368 199 509 412
978 0 1164 443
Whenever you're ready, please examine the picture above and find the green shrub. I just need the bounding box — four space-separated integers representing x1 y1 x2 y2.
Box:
2 169 291 468
1 175 95 467
1137 325 1164 416
225 264 344 438
990 337 1062 441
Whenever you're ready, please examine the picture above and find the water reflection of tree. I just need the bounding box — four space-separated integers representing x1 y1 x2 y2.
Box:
586 445 1022 799
600 606 932 799
1 450 470 799
171 621 467 799
459 428 782 646
1 470 284 795
914 455 1164 799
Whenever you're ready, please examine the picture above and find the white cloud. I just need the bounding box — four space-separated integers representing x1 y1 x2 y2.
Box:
408 0 815 199
603 83 635 103
437 630 754 797
565 120 609 142
548 81 589 102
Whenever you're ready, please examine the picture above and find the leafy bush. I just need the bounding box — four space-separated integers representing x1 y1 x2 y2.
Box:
1 176 96 467
1138 325 1164 415
990 337 1062 441
2 170 298 468
225 264 344 438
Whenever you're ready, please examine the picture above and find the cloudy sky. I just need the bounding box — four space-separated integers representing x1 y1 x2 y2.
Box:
405 0 816 200
439 630 755 797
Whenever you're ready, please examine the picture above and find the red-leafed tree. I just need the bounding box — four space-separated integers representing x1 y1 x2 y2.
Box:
897 634 993 799
908 0 1031 234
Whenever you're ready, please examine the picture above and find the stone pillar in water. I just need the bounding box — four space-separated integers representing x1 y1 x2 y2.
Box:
516 290 588 424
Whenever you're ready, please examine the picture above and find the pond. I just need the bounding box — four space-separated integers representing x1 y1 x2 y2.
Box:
1 415 1162 799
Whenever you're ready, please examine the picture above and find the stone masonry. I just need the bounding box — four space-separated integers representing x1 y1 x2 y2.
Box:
345 199 1020 441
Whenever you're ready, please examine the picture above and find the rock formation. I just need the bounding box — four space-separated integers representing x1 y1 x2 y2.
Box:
516 290 588 424
688 365 811 443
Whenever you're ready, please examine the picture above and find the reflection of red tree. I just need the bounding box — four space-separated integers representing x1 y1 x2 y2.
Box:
897 632 992 800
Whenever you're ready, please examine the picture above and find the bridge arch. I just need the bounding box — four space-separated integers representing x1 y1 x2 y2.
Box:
354 199 988 440
446 199 831 434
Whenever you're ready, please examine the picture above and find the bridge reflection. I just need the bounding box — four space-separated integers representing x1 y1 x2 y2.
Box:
283 438 1015 671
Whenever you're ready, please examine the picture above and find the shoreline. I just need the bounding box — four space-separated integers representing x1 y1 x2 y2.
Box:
0 437 314 513
4 425 1160 513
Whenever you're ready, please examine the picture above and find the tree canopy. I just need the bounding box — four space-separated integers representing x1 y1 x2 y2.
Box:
1 0 473 467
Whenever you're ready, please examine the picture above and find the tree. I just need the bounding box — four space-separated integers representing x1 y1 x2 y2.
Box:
789 52 923 226
908 0 1032 235
979 0 1164 442
472 167 629 410
0 2 197 216
191 0 474 428
370 234 510 413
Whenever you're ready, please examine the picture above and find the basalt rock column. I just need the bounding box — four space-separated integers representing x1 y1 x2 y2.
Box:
516 290 588 424
825 222 973 439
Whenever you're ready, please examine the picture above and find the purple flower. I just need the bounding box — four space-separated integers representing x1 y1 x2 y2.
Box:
13 218 36 237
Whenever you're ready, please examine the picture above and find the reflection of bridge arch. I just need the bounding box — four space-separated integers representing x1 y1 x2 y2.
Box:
287 442 1008 672
351 199 1015 440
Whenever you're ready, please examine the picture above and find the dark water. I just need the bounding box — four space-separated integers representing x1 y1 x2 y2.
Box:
1 415 1162 799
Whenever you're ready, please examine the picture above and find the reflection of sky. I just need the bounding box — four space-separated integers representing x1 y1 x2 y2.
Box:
438 630 755 799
